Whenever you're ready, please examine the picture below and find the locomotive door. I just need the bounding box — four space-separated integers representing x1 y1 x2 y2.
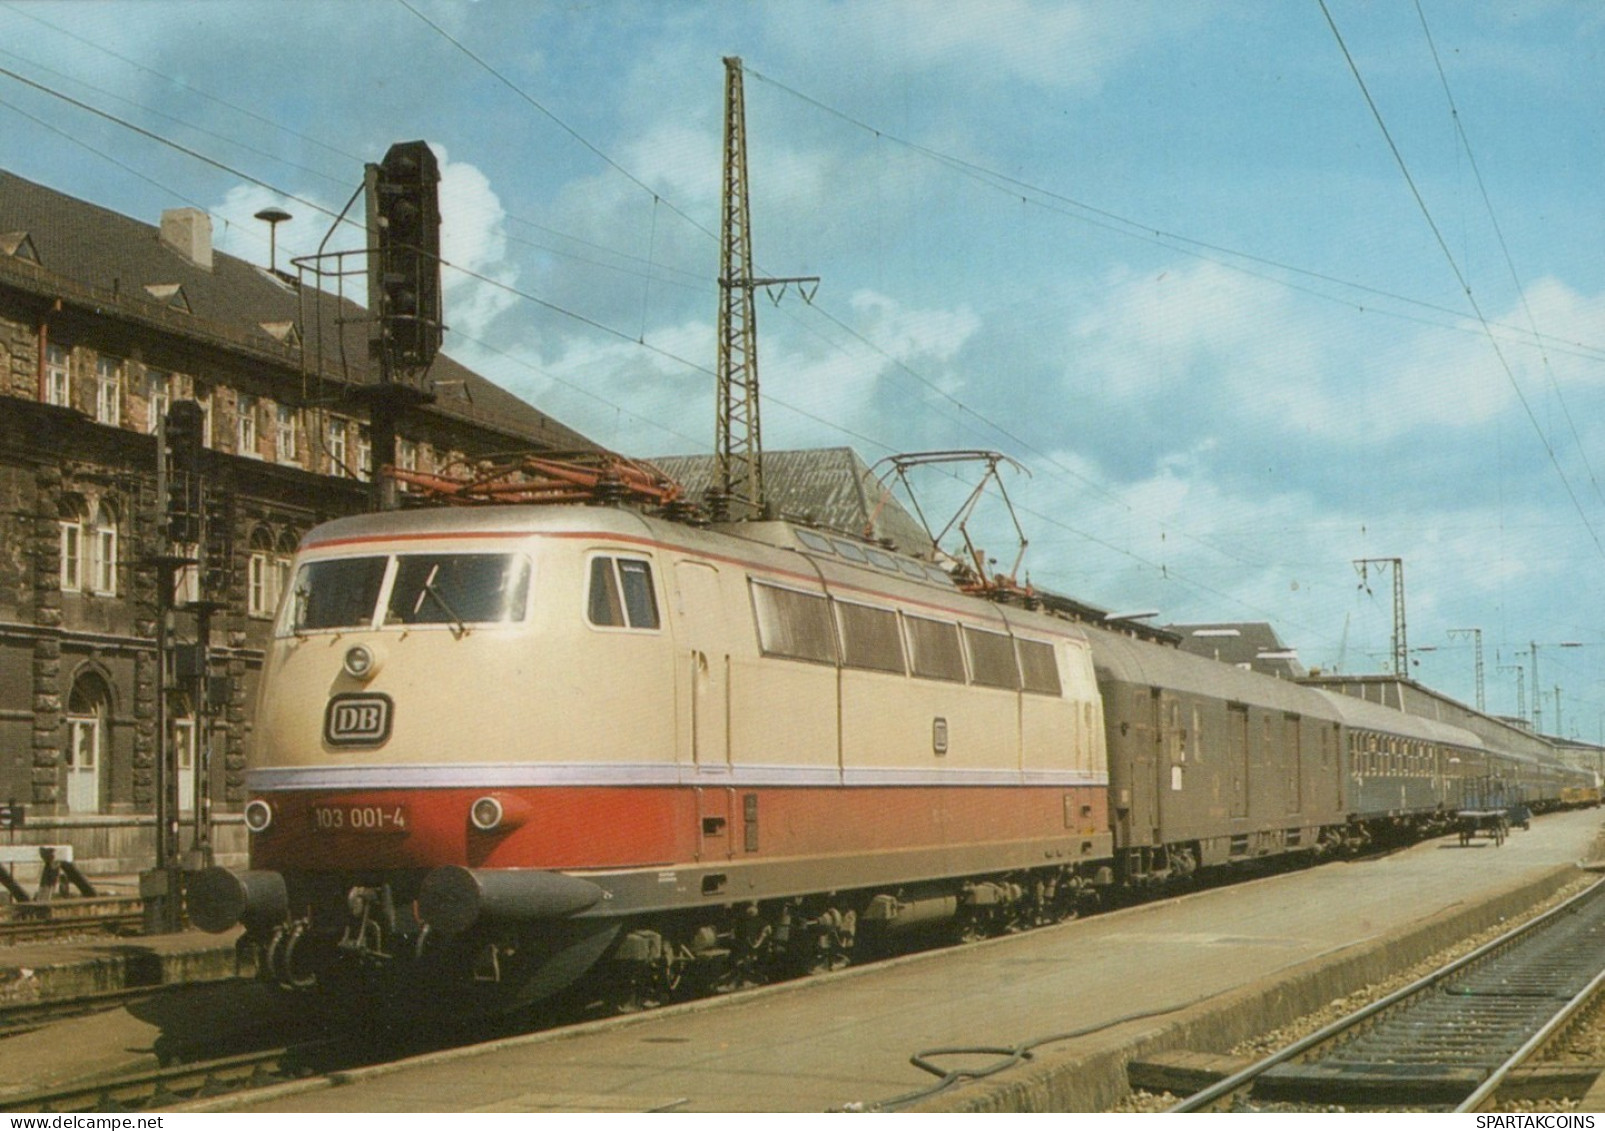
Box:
673 561 729 767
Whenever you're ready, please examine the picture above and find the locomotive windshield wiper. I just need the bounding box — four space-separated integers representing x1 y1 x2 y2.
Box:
413 564 470 638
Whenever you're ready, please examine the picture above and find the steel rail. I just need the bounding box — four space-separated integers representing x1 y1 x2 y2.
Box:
1456 962 1605 1112
0 1042 335 1113
1169 876 1605 1112
0 984 162 1039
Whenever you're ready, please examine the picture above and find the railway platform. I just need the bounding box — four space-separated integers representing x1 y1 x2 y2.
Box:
0 872 241 1003
192 807 1605 1113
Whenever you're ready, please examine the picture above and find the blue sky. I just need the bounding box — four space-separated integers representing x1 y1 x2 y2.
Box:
3 1 1604 735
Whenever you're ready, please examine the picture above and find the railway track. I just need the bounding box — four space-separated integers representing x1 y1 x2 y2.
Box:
1170 877 1605 1112
0 1042 334 1113
0 985 162 1040
0 896 143 944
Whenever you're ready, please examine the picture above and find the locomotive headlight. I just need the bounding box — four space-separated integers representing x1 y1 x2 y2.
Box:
470 796 504 832
342 644 381 680
243 799 273 833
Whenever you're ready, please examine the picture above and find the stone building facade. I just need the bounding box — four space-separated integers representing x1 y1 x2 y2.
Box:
0 170 592 872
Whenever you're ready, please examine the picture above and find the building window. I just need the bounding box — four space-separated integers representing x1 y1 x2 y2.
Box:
397 438 419 492
355 425 372 482
172 542 201 607
326 418 348 476
44 343 70 407
145 370 171 435
95 357 122 426
275 405 297 464
65 673 111 813
237 394 259 457
193 384 214 448
59 515 83 592
88 501 117 596
247 528 288 618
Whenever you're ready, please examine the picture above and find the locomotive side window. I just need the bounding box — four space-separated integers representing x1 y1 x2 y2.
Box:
1016 638 1061 696
964 626 1021 690
795 529 834 555
385 554 530 626
285 556 387 632
905 615 965 682
588 556 660 630
751 581 836 664
836 601 905 674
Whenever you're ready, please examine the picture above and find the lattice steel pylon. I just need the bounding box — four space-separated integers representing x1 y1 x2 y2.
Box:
714 56 817 520
1354 557 1408 677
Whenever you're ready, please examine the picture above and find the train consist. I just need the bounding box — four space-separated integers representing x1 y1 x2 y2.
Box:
189 502 1597 1015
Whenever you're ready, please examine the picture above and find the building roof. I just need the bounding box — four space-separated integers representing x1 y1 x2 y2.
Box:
0 169 591 451
650 448 936 557
1166 621 1308 679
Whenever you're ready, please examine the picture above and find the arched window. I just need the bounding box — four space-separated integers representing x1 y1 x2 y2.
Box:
275 530 298 614
88 500 118 596
248 527 275 617
58 496 87 593
65 672 111 812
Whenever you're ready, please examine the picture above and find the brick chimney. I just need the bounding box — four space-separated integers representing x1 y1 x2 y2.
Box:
159 207 213 270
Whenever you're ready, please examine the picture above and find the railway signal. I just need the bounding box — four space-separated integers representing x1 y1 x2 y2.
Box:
366 140 443 379
163 400 205 545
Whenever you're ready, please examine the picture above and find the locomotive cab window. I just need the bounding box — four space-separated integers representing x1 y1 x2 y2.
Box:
281 552 532 636
284 556 388 633
386 554 530 627
588 556 660 630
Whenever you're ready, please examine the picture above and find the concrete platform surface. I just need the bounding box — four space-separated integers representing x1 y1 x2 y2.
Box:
193 808 1604 1114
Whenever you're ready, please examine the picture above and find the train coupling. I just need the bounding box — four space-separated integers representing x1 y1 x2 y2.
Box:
338 885 399 962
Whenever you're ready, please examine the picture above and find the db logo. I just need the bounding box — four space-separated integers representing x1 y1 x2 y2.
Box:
324 694 393 747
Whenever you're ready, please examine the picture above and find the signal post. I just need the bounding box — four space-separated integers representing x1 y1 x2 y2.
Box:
362 141 443 504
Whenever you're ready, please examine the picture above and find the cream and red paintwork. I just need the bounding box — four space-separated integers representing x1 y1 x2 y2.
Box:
245 505 1111 921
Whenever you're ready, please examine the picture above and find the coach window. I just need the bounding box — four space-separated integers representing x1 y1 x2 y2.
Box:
587 556 660 630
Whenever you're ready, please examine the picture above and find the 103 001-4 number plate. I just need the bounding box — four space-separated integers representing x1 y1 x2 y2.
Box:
310 805 409 833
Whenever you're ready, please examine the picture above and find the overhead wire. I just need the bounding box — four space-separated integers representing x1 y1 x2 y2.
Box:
740 65 1605 368
1411 0 1605 516
0 13 1362 648
0 9 1575 662
1316 0 1605 561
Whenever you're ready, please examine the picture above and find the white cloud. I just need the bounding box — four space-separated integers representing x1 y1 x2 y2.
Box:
435 145 520 342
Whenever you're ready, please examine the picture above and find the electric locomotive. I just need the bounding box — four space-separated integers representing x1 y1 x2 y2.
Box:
190 503 1112 1012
